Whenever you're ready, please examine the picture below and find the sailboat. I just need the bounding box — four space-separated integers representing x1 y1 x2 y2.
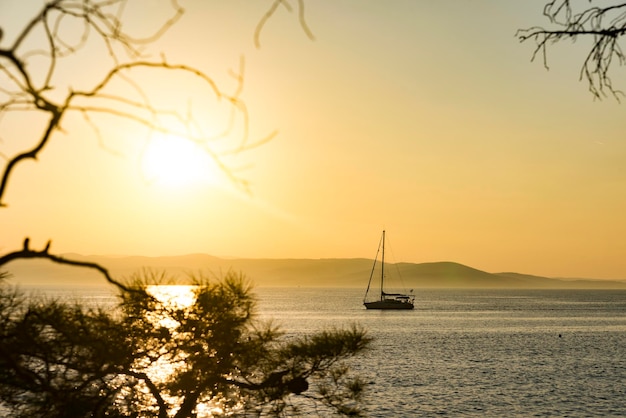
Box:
363 230 415 310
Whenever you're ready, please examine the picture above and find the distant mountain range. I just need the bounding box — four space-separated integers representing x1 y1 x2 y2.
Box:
3 254 626 289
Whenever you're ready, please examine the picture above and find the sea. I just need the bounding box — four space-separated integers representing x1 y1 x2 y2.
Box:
17 285 626 417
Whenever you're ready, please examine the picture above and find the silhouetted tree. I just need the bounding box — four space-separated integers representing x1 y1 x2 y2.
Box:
0 1 370 416
0 272 370 417
519 0 626 99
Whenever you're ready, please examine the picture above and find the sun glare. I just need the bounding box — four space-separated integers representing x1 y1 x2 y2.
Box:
141 133 221 188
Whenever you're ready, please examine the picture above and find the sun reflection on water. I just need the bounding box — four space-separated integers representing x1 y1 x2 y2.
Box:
146 285 196 329
147 285 196 309
143 286 197 413
136 285 237 416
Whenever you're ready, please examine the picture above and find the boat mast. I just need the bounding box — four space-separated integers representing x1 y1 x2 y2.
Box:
380 230 385 301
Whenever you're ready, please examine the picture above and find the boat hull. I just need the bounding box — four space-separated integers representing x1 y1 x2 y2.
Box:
364 300 414 310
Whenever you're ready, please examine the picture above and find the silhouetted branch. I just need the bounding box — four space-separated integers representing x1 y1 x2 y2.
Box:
125 370 169 418
0 109 63 207
0 238 132 292
518 0 626 99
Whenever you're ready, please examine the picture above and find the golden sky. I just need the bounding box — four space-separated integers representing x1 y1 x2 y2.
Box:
2 1 626 280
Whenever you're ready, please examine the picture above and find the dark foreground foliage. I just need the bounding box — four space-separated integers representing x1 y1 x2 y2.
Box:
0 272 370 417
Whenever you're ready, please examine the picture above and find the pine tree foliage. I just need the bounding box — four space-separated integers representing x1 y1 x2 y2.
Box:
0 272 371 417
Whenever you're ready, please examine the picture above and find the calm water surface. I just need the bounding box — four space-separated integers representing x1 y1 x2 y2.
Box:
21 286 626 417
255 288 626 417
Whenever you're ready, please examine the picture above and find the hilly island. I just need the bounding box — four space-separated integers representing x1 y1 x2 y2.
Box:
3 254 626 289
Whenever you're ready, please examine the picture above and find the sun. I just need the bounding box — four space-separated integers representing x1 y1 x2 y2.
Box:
141 133 221 188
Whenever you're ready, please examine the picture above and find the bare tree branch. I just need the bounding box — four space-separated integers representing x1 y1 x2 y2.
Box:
0 109 63 208
518 0 626 99
0 238 133 292
255 0 315 49
0 1 263 207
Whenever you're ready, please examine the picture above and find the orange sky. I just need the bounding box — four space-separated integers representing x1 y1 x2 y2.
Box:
1 1 626 280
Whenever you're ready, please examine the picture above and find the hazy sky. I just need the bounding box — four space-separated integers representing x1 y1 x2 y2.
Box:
2 1 626 280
